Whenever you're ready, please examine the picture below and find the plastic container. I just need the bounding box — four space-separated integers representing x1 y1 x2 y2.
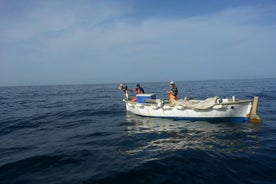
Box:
136 93 156 103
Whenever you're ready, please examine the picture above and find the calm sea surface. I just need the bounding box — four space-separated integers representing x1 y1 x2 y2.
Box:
0 79 275 184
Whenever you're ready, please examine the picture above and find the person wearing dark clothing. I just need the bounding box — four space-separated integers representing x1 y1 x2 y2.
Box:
135 84 145 94
130 84 145 101
166 81 178 101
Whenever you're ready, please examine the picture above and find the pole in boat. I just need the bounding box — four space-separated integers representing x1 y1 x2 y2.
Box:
250 96 262 123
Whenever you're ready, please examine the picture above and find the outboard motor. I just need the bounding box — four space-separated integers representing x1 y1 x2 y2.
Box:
118 84 129 99
118 83 128 92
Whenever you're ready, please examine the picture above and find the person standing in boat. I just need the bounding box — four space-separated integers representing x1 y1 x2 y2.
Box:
130 84 145 101
135 84 145 94
166 81 178 101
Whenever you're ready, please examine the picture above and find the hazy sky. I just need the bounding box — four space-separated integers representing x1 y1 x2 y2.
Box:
0 0 275 86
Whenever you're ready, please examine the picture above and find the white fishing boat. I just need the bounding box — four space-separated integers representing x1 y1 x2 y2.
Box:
119 84 261 123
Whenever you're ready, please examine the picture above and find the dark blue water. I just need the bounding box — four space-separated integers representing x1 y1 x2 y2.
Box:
0 79 275 184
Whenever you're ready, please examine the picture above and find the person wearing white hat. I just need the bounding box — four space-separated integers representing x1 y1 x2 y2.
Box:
166 81 178 101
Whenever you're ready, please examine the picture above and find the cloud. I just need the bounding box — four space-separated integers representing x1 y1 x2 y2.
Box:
0 0 126 42
0 1 275 85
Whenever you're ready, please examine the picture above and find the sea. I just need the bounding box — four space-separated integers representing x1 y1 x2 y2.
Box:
0 78 275 184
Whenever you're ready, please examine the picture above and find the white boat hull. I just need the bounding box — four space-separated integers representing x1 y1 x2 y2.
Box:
124 99 252 122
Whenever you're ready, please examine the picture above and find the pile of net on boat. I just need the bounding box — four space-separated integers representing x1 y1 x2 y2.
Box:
171 97 220 110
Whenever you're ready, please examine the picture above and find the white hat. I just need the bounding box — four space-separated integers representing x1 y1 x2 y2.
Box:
170 81 175 85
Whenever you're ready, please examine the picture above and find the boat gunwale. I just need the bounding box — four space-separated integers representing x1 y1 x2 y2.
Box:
124 99 252 106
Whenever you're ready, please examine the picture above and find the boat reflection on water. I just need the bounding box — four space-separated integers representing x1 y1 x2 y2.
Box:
125 112 261 157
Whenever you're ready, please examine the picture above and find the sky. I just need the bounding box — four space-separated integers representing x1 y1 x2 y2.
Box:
0 0 275 86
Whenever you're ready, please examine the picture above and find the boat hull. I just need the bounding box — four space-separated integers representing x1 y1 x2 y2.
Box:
125 99 252 122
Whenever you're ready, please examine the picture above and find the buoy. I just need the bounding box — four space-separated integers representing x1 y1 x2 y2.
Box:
250 96 262 123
